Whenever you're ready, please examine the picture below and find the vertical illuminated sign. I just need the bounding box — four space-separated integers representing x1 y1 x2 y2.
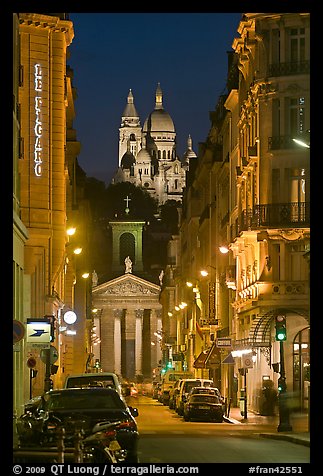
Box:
34 63 43 177
208 282 216 322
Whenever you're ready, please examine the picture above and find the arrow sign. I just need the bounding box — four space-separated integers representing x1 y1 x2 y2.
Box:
27 321 51 344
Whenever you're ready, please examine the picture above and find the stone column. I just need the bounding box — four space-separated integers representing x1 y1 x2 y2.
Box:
114 309 122 376
150 309 158 371
135 309 144 377
156 309 163 367
124 308 136 380
100 308 115 372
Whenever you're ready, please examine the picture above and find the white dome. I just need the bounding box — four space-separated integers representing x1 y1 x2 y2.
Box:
143 109 175 133
143 83 175 134
136 147 151 164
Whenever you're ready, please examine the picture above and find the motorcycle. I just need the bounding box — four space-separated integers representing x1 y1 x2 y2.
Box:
16 411 127 463
82 420 127 463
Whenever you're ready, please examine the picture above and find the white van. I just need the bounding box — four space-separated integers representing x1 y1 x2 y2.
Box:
160 370 194 405
175 378 214 415
64 372 123 396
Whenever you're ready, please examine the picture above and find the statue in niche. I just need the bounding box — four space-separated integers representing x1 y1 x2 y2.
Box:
92 270 98 287
159 270 164 286
124 256 132 274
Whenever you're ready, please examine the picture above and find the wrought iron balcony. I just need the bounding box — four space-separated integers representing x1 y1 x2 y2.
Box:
238 202 310 231
268 135 306 150
268 60 310 77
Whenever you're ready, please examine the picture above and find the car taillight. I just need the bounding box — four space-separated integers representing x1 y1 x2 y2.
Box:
117 421 136 430
47 421 59 431
103 429 117 438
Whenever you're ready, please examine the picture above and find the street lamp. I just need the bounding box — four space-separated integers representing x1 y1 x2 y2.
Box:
66 226 76 236
200 264 216 278
292 129 310 149
219 245 230 254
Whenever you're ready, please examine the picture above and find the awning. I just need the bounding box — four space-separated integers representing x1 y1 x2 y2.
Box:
221 353 235 364
193 350 208 369
234 312 274 349
205 343 221 368
194 343 228 369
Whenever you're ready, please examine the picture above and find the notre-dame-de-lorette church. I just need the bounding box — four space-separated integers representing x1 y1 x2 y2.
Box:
91 84 197 382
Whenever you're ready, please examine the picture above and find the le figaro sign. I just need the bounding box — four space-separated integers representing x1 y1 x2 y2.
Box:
34 63 43 177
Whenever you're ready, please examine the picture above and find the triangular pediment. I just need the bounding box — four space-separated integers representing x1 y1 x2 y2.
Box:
92 273 160 298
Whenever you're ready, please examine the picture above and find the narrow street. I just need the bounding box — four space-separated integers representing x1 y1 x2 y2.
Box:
128 395 310 464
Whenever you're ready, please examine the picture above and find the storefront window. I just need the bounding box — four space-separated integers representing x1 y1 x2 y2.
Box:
293 327 310 411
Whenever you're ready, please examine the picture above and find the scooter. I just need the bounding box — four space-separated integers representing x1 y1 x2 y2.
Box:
16 411 126 463
82 420 127 463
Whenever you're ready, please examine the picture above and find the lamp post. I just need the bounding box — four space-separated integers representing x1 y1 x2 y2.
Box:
277 339 293 432
199 265 217 327
185 280 202 374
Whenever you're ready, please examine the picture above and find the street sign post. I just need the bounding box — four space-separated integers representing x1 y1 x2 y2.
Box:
216 337 232 348
26 318 51 347
40 345 58 365
27 357 37 368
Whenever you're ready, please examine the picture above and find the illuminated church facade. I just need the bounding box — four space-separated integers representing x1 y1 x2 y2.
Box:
113 83 197 205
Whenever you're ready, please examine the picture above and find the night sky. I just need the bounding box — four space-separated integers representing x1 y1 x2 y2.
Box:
67 12 242 185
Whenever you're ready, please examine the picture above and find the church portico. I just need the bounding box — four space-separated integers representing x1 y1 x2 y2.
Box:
92 273 162 381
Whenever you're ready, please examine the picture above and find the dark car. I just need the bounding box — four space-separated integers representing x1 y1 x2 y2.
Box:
189 386 222 398
17 387 139 463
183 393 224 422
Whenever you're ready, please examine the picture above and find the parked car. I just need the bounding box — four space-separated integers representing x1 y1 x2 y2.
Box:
183 393 224 422
175 378 214 416
16 387 139 463
189 386 226 412
152 381 161 399
168 379 183 409
189 386 221 397
64 372 123 397
160 370 194 406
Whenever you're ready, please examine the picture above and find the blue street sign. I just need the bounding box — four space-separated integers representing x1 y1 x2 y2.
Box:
27 321 51 344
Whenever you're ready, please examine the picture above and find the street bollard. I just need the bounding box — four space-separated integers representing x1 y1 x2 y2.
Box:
226 397 231 418
74 429 84 463
57 427 65 463
13 412 19 449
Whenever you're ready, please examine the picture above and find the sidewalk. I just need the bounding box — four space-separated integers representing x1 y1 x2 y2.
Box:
224 406 310 447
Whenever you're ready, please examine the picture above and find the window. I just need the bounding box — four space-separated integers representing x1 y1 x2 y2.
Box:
293 327 310 411
288 97 306 136
119 233 135 265
289 28 305 63
290 168 306 203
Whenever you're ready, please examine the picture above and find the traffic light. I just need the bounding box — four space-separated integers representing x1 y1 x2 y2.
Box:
275 315 287 341
277 377 286 393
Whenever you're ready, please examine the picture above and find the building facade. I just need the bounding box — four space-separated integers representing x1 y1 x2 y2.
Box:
14 13 92 417
161 12 310 415
113 84 197 206
92 217 162 381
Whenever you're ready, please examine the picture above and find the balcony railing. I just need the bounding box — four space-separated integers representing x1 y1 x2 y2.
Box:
268 135 305 150
238 202 310 231
268 60 310 77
